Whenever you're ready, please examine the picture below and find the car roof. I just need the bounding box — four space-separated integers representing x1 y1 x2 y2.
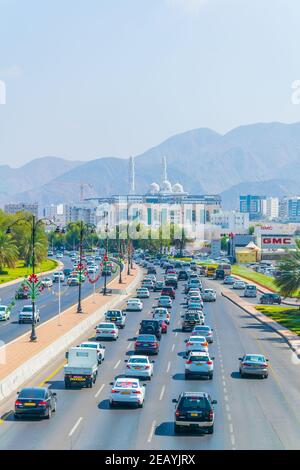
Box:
181 391 209 398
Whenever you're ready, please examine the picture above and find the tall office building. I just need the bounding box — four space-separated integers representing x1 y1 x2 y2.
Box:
239 195 266 220
262 197 279 220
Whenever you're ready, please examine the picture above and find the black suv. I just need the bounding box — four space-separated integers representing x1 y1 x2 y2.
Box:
139 319 162 340
178 270 188 281
173 392 217 434
147 266 157 275
260 293 281 305
181 311 202 332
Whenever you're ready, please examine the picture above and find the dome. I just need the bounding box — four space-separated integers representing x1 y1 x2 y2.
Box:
149 182 160 194
172 183 184 193
161 180 173 192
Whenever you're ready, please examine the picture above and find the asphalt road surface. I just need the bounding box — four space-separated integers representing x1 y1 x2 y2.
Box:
0 268 300 449
0 256 114 344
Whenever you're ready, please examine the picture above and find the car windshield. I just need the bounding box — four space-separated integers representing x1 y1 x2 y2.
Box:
195 326 209 332
185 314 199 320
81 343 97 349
115 380 139 389
106 311 121 317
129 358 148 364
246 286 256 290
179 397 210 411
142 321 157 328
244 355 265 362
0 306 6 311
190 336 205 342
99 323 114 329
189 355 209 362
19 388 45 399
22 307 32 312
137 335 156 341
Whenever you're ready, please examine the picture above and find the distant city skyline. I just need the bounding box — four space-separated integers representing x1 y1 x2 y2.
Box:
1 0 300 167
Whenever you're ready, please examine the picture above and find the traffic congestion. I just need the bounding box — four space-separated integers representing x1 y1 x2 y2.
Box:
0 250 294 451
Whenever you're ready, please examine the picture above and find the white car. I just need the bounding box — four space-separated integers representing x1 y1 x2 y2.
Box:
233 280 246 290
0 305 10 321
185 351 214 379
19 305 40 324
79 341 106 364
109 378 146 408
56 252 63 259
152 307 170 324
126 299 143 311
41 277 53 288
124 355 154 380
136 288 150 299
52 272 65 283
202 289 217 302
95 322 118 340
191 325 214 343
185 335 209 354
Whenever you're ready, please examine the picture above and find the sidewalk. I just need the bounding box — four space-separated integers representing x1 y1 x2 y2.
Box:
222 288 300 357
0 263 140 384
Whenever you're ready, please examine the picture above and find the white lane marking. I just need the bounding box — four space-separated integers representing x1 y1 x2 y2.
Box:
94 384 105 398
135 330 139 335
69 417 83 437
227 413 232 422
229 423 234 433
223 387 227 394
222 381 226 387
225 404 230 412
171 344 175 352
159 385 166 401
166 361 171 373
114 359 121 369
231 434 236 446
175 332 178 337
147 420 156 443
127 342 132 350
224 395 228 402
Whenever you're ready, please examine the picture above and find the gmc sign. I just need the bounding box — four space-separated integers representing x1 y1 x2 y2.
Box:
261 235 295 249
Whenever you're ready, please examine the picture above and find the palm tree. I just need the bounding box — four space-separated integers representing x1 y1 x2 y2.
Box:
0 230 18 273
275 239 300 297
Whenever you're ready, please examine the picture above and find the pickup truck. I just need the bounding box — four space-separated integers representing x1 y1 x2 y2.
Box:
19 305 40 324
64 347 98 389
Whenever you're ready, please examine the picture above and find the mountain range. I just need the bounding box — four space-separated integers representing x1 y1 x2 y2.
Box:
2 121 300 210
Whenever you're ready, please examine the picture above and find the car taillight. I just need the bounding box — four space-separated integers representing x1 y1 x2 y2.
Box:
207 333 212 336
126 365 131 369
186 360 192 364
175 411 180 417
15 401 22 406
133 390 141 394
135 342 141 346
110 330 116 334
208 410 214 420
111 389 117 393
206 361 213 365
38 401 47 406
186 342 192 346
145 365 150 369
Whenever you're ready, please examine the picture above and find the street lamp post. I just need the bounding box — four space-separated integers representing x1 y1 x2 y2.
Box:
77 221 84 313
6 215 57 342
103 223 109 295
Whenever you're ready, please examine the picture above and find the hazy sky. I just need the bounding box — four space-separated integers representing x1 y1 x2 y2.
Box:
0 0 300 167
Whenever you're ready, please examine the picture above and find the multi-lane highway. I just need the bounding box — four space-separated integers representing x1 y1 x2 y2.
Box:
0 265 300 450
0 257 112 344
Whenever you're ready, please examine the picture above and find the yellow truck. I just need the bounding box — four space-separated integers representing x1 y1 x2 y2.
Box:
206 265 217 278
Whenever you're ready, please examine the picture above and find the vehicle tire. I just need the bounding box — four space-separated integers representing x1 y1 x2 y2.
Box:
109 400 115 408
14 413 20 420
138 401 144 408
174 423 182 434
240 370 244 377
209 373 213 380
65 381 70 389
207 425 214 434
46 407 52 420
185 373 190 380
52 401 57 413
265 374 268 379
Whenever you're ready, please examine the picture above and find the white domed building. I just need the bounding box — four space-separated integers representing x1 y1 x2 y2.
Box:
148 182 160 195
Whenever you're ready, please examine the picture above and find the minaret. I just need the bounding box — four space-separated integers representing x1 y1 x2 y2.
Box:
162 155 168 182
129 156 135 194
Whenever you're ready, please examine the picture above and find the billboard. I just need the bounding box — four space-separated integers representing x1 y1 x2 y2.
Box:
260 234 295 250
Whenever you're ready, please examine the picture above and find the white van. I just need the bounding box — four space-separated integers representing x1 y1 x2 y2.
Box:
244 284 257 298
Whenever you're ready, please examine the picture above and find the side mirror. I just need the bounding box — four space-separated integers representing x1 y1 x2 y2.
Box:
143 384 147 387
238 357 242 361
65 352 69 359
211 357 215 360
109 382 113 386
52 392 57 396
212 400 217 405
151 360 155 363
266 358 269 362
172 398 178 403
184 339 187 343
124 359 128 362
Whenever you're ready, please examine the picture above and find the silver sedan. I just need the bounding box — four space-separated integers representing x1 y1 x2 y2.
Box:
239 354 269 378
